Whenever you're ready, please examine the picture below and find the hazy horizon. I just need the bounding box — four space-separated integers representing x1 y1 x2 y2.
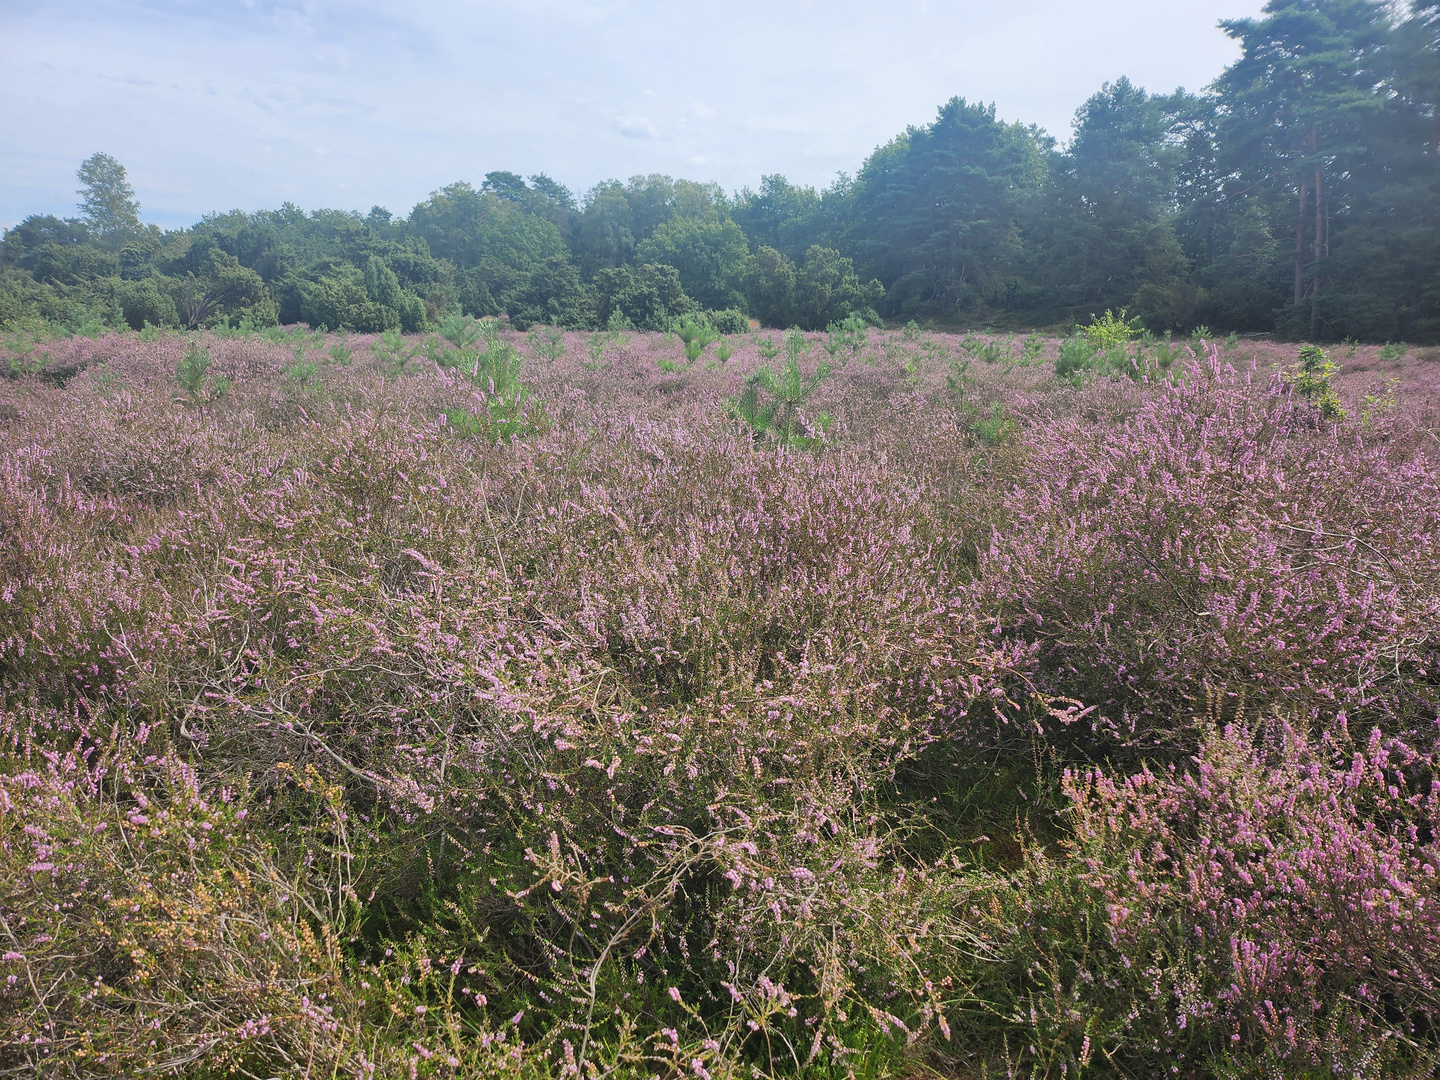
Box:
1 0 1266 231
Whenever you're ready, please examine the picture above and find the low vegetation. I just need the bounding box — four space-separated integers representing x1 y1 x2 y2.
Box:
2 321 1438 1078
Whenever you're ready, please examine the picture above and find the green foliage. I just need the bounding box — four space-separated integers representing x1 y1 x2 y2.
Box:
5 9 1440 350
474 321 524 396
4 337 47 377
1290 343 1346 420
438 309 483 351
284 344 321 389
75 152 141 241
1032 81 1192 328
114 278 179 330
961 335 1009 364
1149 329 1184 370
852 97 1047 318
729 328 832 449
1055 334 1098 384
210 313 260 338
945 355 973 400
62 302 115 339
442 396 545 443
407 181 570 320
506 254 593 330
527 325 566 361
971 401 1018 445
714 336 734 364
436 319 546 439
0 268 68 332
585 329 622 368
1082 308 1142 351
372 329 417 380
672 313 718 363
824 313 871 361
740 246 796 329
634 216 748 311
175 339 230 403
703 307 750 335
163 248 274 330
595 263 697 331
1378 341 1408 362
743 245 883 330
1359 376 1400 427
294 257 425 334
946 355 1020 445
301 265 395 333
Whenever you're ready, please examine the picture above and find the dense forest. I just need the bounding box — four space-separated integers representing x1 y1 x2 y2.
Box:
3 0 1437 342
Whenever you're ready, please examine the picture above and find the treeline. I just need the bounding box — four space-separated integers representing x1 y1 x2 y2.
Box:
3 0 1437 342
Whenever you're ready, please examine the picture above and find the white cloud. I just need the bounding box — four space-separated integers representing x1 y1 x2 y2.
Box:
618 116 660 139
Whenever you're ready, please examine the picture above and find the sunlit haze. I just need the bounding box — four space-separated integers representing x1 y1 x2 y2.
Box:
2 0 1267 227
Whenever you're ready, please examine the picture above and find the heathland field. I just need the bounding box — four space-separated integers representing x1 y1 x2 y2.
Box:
2 322 1439 1078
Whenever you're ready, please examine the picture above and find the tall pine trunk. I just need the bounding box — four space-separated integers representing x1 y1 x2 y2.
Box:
1310 165 1324 340
1294 179 1309 309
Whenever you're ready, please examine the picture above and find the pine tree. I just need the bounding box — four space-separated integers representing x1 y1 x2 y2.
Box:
1214 1 1390 339
852 98 1048 317
1028 79 1193 326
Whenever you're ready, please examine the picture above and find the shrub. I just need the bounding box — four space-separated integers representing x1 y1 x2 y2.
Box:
0 709 357 1075
729 328 833 448
2 327 1436 1077
672 313 718 363
526 325 566 361
984 717 1440 1077
115 278 179 330
986 348 1440 753
704 307 750 336
1082 308 1142 351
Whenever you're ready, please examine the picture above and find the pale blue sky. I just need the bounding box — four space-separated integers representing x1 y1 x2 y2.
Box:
0 0 1266 229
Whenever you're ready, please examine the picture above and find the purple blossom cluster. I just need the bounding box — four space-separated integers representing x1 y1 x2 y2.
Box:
0 326 1437 1077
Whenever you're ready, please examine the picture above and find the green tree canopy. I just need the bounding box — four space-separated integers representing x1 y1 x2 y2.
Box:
1027 79 1194 326
76 153 141 242
594 262 696 330
743 245 881 329
574 183 637 277
635 216 748 311
852 98 1049 318
732 175 829 264
1212 0 1392 338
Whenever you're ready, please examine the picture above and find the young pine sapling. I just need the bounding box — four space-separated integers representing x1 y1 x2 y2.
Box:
175 340 230 403
730 328 832 450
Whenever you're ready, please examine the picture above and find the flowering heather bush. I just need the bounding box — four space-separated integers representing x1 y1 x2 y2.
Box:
987 717 1440 1077
985 347 1440 754
0 327 1437 1077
